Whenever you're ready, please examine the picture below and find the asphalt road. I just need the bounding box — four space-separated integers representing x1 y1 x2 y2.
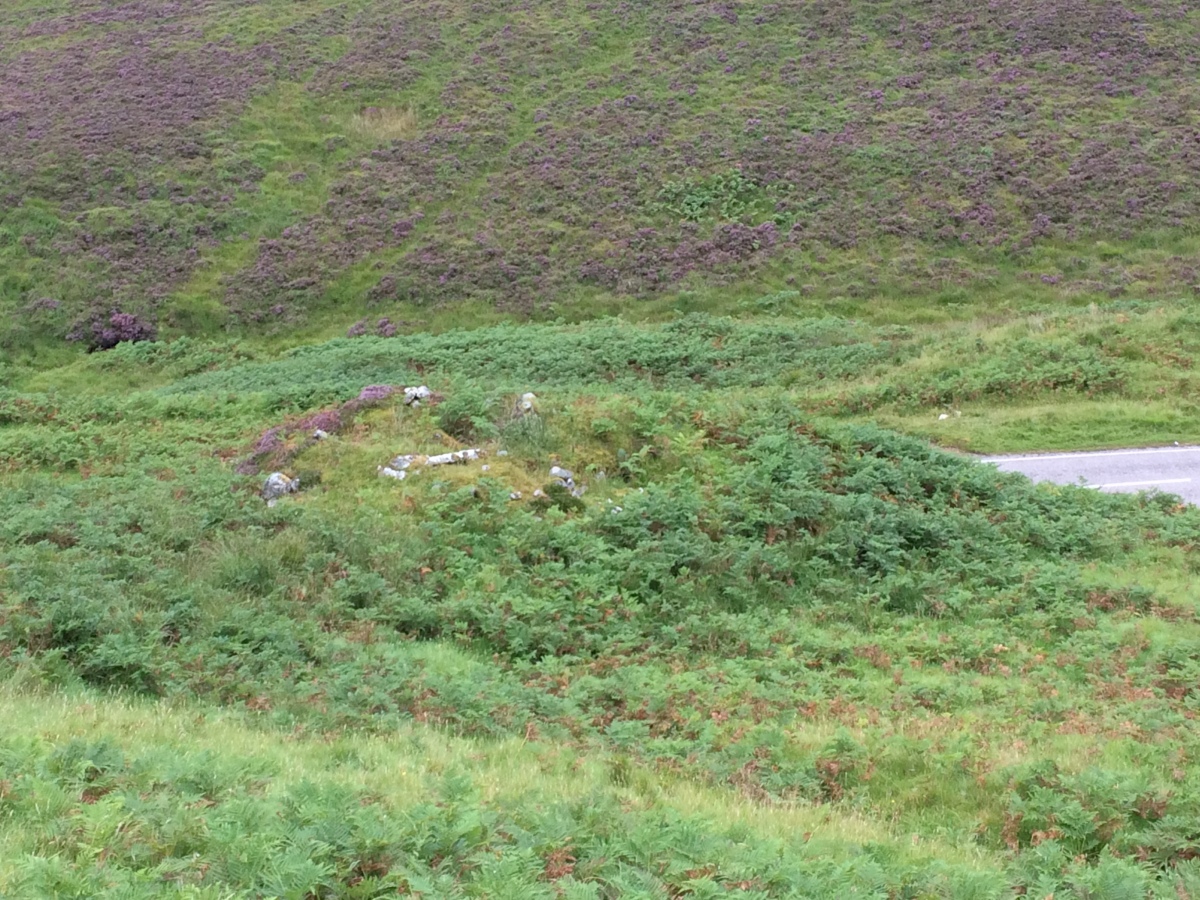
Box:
982 445 1200 504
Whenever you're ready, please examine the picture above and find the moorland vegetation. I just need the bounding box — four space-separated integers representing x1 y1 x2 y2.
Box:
3 0 1200 897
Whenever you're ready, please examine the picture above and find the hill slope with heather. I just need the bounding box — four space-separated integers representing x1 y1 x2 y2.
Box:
5 2 1200 898
2 0 1199 356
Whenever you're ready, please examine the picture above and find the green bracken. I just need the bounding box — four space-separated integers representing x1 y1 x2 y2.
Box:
4 316 1200 896
4 0 1200 896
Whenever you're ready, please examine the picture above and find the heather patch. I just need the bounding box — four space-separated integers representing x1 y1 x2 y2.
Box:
0 0 374 345
0 19 273 197
3 0 1198 345
221 0 1200 319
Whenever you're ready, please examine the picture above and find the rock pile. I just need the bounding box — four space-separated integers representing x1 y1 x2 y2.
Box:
261 472 299 507
549 465 585 498
378 448 484 481
404 385 432 407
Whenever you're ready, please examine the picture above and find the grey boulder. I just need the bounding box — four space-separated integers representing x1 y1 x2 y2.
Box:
262 472 299 506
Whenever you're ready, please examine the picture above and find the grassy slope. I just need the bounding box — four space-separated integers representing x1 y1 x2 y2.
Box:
11 296 1200 452
1 0 1198 358
4 0 1200 897
0 687 1003 898
5 327 1200 897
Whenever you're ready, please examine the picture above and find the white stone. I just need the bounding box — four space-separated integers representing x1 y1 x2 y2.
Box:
426 448 482 466
262 472 299 504
404 385 432 405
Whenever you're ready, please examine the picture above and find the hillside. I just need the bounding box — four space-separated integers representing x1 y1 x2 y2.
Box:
2 0 1198 356
4 324 1200 897
4 1 1200 898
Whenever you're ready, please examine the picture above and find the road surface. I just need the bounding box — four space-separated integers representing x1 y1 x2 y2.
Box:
982 445 1200 504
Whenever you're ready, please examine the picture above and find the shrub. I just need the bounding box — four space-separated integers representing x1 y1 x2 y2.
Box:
435 385 497 442
67 311 157 352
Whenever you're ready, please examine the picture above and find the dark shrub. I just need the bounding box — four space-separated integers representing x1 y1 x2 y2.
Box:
69 311 157 351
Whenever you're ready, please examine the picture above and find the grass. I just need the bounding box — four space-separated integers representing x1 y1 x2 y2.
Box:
345 106 419 142
5 319 1200 894
0 686 1001 884
3 0 1200 895
875 400 1200 454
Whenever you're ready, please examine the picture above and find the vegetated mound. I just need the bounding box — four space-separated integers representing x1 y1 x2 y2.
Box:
4 322 1200 895
2 0 1199 347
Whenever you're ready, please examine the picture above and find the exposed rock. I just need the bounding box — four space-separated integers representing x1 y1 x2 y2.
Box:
549 464 582 496
425 448 483 466
379 448 484 484
404 385 432 406
262 472 299 506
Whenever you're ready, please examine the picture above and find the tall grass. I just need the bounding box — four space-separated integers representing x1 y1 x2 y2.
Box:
346 105 419 142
